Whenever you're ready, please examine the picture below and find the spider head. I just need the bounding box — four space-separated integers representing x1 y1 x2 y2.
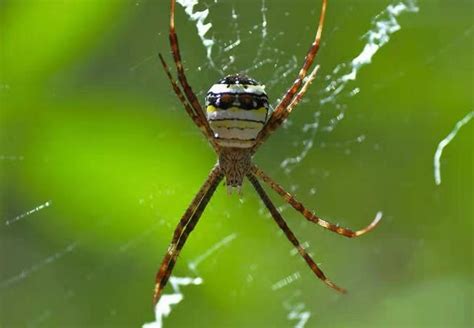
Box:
205 74 270 148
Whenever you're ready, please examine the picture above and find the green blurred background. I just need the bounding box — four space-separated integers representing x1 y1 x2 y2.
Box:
1 0 472 327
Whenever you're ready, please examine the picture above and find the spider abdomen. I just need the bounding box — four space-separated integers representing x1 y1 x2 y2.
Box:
206 75 269 148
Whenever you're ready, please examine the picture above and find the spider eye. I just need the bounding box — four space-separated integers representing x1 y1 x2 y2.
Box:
218 94 235 108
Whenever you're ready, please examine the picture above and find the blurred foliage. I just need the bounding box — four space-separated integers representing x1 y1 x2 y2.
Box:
0 0 472 327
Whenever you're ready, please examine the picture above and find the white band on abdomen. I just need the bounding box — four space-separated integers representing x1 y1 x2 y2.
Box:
207 84 266 95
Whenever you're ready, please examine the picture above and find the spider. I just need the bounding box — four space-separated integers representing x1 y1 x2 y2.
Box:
153 0 381 304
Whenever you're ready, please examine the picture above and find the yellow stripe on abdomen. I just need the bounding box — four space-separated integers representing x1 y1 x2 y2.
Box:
207 106 268 123
206 106 268 148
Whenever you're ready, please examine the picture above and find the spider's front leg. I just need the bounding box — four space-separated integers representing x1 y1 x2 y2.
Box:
153 166 223 304
253 65 320 152
159 0 220 152
252 0 327 153
158 54 219 152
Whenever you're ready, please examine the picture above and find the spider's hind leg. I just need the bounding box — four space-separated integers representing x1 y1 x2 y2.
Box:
250 165 382 238
247 173 347 294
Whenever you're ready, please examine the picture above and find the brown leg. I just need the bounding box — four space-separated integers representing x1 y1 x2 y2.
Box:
251 165 382 238
158 54 219 152
284 65 320 118
253 0 327 152
168 0 211 133
153 165 223 304
252 65 320 152
247 173 346 294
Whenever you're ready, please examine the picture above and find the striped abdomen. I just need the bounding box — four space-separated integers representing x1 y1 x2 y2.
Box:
206 75 269 148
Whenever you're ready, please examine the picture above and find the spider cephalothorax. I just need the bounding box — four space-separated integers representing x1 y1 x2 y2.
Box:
153 0 381 306
218 147 251 191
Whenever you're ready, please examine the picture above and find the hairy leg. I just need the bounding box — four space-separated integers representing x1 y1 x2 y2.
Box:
159 54 219 151
153 165 223 304
168 0 212 133
251 165 382 237
253 0 327 151
252 65 320 152
247 172 346 294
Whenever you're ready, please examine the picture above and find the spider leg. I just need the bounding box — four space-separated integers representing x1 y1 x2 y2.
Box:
247 172 346 294
168 0 214 140
252 0 327 152
153 165 224 304
159 54 219 152
252 65 320 152
250 165 382 238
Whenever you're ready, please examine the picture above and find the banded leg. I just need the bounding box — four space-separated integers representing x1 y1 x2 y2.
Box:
153 166 223 304
251 165 382 237
169 0 213 136
253 0 327 152
159 54 219 152
252 65 320 153
247 173 346 294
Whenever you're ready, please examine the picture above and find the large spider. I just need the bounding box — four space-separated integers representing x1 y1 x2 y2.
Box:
154 0 381 304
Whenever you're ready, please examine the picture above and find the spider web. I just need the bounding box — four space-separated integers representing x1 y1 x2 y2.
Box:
1 1 415 327
3 0 472 327
146 0 417 327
